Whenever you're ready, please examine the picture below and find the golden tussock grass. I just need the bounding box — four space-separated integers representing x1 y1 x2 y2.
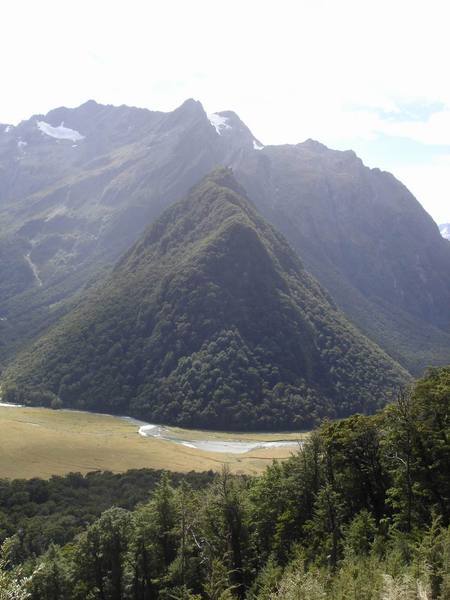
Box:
0 406 305 479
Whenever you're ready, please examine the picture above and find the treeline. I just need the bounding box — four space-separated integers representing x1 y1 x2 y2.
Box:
0 366 449 599
0 469 215 565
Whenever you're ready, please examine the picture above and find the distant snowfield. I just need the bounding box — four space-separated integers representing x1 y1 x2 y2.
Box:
208 113 231 135
37 120 85 142
253 140 264 150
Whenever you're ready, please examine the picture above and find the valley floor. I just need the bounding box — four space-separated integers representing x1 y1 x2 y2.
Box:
0 405 307 478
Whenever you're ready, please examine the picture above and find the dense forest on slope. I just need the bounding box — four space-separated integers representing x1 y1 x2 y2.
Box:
0 367 448 599
0 469 214 564
3 170 408 429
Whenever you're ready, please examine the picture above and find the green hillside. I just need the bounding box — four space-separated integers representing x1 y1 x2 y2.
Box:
4 169 408 429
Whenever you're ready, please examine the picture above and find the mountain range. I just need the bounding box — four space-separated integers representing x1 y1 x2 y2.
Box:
0 98 449 427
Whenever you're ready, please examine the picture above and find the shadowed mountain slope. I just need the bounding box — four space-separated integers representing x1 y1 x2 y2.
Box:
233 142 450 373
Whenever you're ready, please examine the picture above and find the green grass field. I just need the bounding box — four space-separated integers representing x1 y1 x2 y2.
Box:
0 405 307 479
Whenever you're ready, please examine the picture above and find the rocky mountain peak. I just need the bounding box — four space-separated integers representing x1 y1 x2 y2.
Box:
207 109 264 152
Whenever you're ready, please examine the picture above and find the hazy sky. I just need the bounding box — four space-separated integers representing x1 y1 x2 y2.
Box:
1 0 449 223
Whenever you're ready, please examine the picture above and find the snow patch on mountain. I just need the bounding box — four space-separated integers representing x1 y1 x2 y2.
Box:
24 252 43 287
4 125 12 133
208 113 231 135
439 223 450 240
37 120 85 142
253 140 264 150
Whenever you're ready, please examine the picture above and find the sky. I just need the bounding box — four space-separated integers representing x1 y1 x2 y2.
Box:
1 0 449 224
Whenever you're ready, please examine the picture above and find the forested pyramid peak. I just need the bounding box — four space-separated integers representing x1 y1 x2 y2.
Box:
5 168 408 430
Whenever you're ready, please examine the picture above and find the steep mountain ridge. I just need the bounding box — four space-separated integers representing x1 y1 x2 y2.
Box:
4 170 408 429
232 141 450 372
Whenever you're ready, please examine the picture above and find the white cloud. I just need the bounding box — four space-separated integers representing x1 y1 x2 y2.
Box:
2 0 449 130
393 156 450 224
378 109 450 146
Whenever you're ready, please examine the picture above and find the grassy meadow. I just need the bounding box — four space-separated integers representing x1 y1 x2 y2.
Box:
0 405 306 478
